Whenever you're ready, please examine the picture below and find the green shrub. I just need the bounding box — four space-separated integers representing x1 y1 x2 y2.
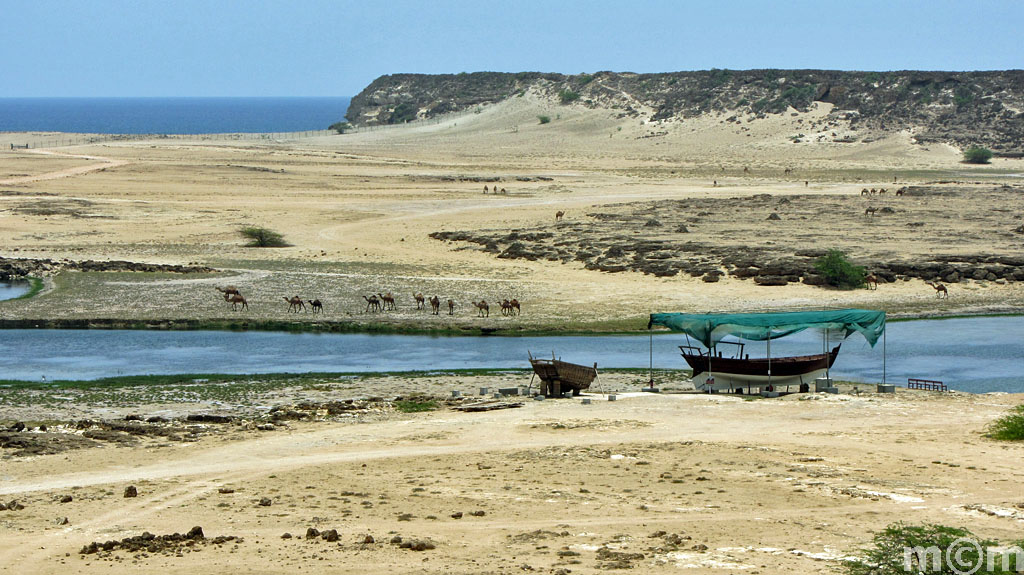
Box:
963 146 993 164
537 115 551 124
847 523 1017 575
387 102 418 124
328 121 352 134
394 399 439 413
239 226 290 248
814 249 866 289
987 404 1024 440
558 89 580 104
577 74 594 86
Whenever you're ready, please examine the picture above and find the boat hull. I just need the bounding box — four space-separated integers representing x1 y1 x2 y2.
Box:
682 345 841 391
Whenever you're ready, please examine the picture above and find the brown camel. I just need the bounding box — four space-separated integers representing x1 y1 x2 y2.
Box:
865 206 878 216
283 296 305 312
473 300 489 317
861 188 870 196
363 295 381 312
784 167 792 175
216 286 241 296
878 188 887 195
509 298 521 316
926 281 949 298
483 185 489 194
555 210 565 221
865 274 878 290
496 300 513 316
378 292 396 311
447 299 455 315
307 299 323 314
413 293 425 310
896 187 906 196
429 295 440 315
224 292 248 311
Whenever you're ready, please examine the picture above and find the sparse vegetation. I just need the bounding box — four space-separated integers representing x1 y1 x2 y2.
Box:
559 89 581 104
328 121 352 134
814 249 866 289
963 146 993 164
239 226 290 248
986 404 1024 440
847 523 1017 575
537 115 551 124
394 399 440 413
387 102 418 124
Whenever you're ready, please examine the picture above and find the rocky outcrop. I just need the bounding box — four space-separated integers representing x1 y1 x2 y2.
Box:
0 257 214 281
346 70 1024 152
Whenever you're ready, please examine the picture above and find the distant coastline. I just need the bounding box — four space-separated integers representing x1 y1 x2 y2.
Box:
0 96 351 134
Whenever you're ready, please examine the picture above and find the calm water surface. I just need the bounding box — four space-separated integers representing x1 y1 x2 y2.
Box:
0 282 30 301
0 317 1021 393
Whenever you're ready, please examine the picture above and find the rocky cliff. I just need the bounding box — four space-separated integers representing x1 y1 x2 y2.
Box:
346 70 1024 153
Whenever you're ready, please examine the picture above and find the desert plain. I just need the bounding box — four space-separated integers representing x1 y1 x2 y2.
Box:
2 94 1024 573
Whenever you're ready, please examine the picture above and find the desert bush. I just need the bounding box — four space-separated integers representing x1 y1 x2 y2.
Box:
394 399 438 413
239 226 290 248
963 146 993 164
558 89 580 104
987 404 1024 440
814 249 866 289
328 121 352 134
847 523 1017 575
387 102 418 124
537 115 551 124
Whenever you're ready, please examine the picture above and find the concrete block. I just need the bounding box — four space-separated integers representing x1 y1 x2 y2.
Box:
498 387 519 396
815 378 834 392
823 387 839 394
534 395 545 401
608 394 617 401
643 387 661 393
581 398 592 405
451 390 461 398
479 387 489 396
760 391 780 398
877 384 896 393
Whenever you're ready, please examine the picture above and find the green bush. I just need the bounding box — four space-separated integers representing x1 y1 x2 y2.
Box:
987 404 1024 440
558 89 580 104
537 115 551 124
328 121 352 134
239 226 290 248
847 523 1017 575
814 249 866 289
394 399 439 413
963 146 993 164
387 102 418 124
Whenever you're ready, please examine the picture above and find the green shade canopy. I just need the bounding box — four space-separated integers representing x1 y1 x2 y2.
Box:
648 309 886 348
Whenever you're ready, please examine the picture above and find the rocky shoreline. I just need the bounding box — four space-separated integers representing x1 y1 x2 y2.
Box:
0 257 214 282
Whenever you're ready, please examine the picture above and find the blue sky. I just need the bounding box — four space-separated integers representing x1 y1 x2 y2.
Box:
2 0 1021 97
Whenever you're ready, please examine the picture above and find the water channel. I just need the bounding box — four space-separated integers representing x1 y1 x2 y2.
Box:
0 316 1021 393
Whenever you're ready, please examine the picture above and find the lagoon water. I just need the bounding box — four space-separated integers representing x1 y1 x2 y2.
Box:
0 282 31 301
0 317 1022 393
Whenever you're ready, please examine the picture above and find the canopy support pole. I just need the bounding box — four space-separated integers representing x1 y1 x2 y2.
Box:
648 326 654 388
825 328 831 381
767 328 772 391
882 326 887 384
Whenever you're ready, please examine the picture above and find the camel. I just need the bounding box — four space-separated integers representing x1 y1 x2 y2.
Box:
283 296 305 312
865 206 878 216
865 274 878 290
510 298 521 316
363 295 381 312
483 185 489 194
500 187 507 194
861 188 870 196
429 295 440 315
926 281 949 298
496 299 513 316
878 188 887 195
743 166 750 173
447 299 455 315
413 293 425 310
473 300 489 317
896 187 906 197
377 292 396 311
216 286 241 296
784 167 792 175
555 210 565 221
224 292 248 311
307 299 323 314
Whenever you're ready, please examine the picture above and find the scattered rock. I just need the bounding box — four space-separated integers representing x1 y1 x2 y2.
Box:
60 495 73 503
360 534 375 544
123 486 138 498
258 497 272 507
321 529 339 542
305 527 320 539
281 532 292 539
218 487 235 494
766 213 781 221
450 511 463 519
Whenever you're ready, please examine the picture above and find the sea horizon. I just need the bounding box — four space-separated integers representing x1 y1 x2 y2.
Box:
0 96 351 135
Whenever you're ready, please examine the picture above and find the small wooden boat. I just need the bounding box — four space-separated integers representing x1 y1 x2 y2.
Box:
528 351 598 397
680 342 841 392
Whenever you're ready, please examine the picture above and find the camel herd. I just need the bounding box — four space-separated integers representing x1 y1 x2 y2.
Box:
216 287 522 316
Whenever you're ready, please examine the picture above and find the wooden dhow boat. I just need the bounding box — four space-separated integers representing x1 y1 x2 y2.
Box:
528 351 598 397
679 340 841 391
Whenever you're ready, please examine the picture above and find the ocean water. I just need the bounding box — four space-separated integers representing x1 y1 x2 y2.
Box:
0 97 350 134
